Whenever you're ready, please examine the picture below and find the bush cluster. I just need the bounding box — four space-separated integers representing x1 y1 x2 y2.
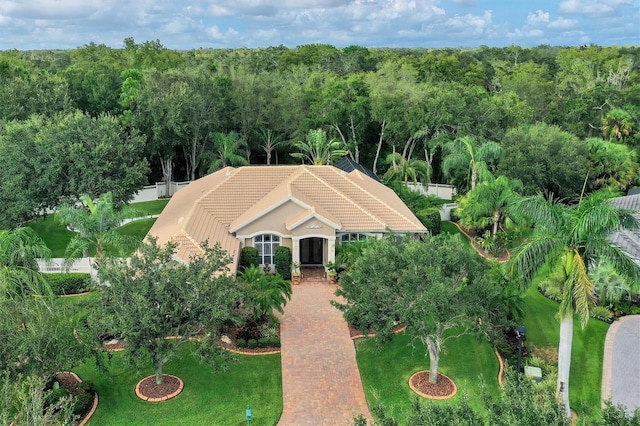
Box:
239 247 260 270
417 208 441 235
45 273 91 295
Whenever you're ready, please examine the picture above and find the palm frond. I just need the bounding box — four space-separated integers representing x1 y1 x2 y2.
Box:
563 250 595 327
509 233 563 287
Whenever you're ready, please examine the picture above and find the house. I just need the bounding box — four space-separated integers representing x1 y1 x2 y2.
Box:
146 165 427 273
609 193 640 264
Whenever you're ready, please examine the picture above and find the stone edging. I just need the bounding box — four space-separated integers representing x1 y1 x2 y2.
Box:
350 325 407 340
222 346 281 356
62 371 99 426
59 290 93 298
408 371 458 400
495 350 505 387
135 374 184 402
448 221 510 262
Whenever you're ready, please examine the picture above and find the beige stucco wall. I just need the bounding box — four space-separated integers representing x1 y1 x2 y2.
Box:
290 217 336 237
235 201 305 236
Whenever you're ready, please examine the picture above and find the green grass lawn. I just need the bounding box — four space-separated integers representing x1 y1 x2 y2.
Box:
128 199 169 217
115 218 156 255
27 215 74 257
74 345 282 426
522 276 609 419
356 331 499 422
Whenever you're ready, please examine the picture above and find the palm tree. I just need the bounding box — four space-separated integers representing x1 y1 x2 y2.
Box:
291 129 348 165
256 128 284 166
0 227 51 300
240 266 292 321
56 192 135 276
602 109 633 141
442 136 504 190
207 132 249 173
509 189 640 417
457 175 523 236
383 152 432 185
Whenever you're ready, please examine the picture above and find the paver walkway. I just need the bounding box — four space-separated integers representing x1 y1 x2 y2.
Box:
278 270 373 425
602 315 640 415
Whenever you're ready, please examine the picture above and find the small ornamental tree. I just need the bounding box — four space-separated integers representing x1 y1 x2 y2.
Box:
335 234 502 384
97 237 247 385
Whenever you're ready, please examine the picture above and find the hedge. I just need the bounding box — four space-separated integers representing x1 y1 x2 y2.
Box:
45 273 91 295
239 247 260 270
274 246 292 280
417 208 441 235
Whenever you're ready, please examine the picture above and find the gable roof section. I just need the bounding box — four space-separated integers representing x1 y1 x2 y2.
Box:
147 165 426 269
334 157 381 182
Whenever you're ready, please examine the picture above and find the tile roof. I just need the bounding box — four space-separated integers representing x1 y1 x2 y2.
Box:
609 194 640 262
147 165 426 271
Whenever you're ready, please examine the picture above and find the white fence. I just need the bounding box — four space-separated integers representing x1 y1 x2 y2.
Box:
36 258 94 274
132 181 191 203
406 182 457 200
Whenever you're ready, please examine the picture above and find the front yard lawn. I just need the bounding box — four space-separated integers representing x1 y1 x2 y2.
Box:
74 344 282 426
356 331 499 422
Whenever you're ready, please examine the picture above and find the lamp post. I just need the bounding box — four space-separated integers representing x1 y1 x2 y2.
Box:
246 404 252 426
516 325 526 387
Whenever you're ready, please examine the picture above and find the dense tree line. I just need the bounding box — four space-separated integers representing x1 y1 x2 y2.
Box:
1 40 639 227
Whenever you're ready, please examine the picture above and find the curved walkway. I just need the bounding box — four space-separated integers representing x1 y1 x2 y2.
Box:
602 315 640 415
278 274 373 425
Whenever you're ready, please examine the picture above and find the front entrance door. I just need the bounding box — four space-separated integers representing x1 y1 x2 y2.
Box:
300 237 324 265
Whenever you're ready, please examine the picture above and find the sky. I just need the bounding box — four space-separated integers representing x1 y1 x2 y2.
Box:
0 0 638 51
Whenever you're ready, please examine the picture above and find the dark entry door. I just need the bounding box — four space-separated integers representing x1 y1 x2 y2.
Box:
300 238 324 265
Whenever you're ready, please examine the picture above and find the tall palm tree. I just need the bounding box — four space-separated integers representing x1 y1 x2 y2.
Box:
291 129 348 165
602 109 633 141
0 227 51 300
442 136 504 190
383 152 432 185
457 175 523 236
206 132 249 173
56 192 135 275
509 189 640 417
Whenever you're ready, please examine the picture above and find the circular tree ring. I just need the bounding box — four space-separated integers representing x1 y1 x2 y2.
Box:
135 374 184 402
409 371 458 400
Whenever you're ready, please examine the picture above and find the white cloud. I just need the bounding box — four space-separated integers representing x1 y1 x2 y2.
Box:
452 0 477 6
527 10 550 26
548 17 578 30
205 25 239 40
558 0 631 16
442 10 493 34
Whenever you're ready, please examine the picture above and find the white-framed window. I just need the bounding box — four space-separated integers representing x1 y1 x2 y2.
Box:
339 233 369 244
254 234 281 265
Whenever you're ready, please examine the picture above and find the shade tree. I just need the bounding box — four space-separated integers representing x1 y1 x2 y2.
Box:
336 234 502 384
97 237 248 385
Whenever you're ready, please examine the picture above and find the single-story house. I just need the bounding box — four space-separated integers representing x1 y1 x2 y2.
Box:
146 165 427 273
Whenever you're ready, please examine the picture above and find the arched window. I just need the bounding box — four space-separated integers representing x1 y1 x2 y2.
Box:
253 234 280 265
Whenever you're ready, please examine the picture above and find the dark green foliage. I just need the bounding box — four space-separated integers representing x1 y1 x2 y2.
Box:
236 338 247 348
274 246 292 279
416 208 441 235
239 247 259 270
248 339 258 349
45 387 70 409
268 337 281 348
600 401 640 425
407 396 483 426
78 380 96 395
72 392 94 416
258 337 269 348
45 273 91 295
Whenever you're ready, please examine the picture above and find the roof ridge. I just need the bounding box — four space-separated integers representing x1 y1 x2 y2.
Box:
340 169 423 229
299 167 386 228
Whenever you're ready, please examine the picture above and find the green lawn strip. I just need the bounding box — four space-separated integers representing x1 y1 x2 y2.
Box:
440 221 472 249
74 344 282 426
27 215 74 257
113 218 156 256
522 274 608 419
356 331 499 422
128 199 169 217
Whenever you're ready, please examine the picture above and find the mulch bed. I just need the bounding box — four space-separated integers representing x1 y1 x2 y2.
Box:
349 322 406 339
217 330 281 355
136 375 182 401
55 372 97 425
409 371 457 399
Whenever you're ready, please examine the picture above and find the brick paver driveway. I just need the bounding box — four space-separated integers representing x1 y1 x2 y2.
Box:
602 315 640 415
278 275 373 425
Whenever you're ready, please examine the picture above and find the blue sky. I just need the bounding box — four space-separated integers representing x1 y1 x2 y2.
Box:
0 0 638 50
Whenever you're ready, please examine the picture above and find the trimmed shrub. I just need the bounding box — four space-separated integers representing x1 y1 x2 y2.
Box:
268 337 281 348
45 273 91 295
417 208 441 235
247 339 258 349
72 392 94 416
274 246 292 280
258 337 269 348
239 247 259 270
590 306 613 323
236 338 247 348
